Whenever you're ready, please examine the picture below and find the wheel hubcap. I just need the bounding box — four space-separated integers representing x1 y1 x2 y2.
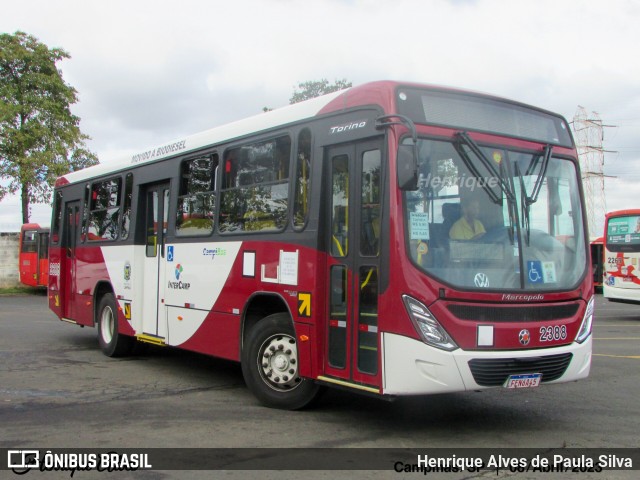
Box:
259 334 301 391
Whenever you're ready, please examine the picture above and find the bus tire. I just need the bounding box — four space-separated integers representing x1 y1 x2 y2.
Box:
241 313 321 410
97 293 134 357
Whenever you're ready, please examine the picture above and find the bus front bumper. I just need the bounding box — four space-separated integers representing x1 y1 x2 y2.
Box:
381 332 592 395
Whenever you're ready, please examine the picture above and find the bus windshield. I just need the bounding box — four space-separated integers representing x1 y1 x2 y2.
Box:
404 137 587 291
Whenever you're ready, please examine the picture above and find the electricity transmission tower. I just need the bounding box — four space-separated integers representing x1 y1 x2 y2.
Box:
572 107 610 238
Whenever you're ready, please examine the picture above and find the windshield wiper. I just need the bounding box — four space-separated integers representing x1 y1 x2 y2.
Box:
453 144 501 204
516 163 531 246
516 144 552 246
528 144 552 204
455 132 515 203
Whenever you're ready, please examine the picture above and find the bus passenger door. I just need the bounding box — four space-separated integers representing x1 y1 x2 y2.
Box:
61 201 81 321
141 182 170 340
38 230 50 287
324 141 383 390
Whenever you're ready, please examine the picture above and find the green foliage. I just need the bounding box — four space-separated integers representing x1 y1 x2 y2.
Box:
0 31 98 223
289 78 352 104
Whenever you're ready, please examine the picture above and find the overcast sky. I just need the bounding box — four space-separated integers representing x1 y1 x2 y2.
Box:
2 0 639 234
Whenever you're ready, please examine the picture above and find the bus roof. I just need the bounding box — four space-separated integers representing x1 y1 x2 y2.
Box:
55 86 355 187
605 209 640 219
55 80 568 187
21 223 50 231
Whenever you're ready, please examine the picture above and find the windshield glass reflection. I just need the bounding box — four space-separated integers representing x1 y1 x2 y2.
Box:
404 138 587 291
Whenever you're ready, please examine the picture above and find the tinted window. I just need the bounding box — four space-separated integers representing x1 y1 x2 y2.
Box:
176 155 217 236
87 178 121 241
219 136 291 233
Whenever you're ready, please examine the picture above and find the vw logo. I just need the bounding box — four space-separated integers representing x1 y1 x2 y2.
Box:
519 329 531 345
474 273 490 288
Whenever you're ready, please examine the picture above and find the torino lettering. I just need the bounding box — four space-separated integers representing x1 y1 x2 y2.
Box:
329 120 367 134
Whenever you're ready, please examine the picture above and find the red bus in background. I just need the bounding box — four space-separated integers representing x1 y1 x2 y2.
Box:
19 223 49 288
48 81 593 409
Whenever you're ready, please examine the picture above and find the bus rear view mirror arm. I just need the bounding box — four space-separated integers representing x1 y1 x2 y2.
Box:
376 114 419 191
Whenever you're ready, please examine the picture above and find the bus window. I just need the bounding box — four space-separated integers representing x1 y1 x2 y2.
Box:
81 184 90 242
39 232 49 260
146 190 159 257
360 149 381 256
331 154 349 257
176 155 216 236
21 230 38 253
120 173 134 240
329 265 348 368
87 178 122 241
293 128 312 230
358 266 378 374
219 136 291 233
52 191 63 244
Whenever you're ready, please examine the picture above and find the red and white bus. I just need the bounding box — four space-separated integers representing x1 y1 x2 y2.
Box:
603 209 640 303
19 223 49 288
48 81 593 409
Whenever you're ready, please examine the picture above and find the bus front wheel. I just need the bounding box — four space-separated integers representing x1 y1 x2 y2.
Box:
97 293 134 357
241 313 321 410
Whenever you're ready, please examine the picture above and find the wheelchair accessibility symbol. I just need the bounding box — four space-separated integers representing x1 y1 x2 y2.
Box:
167 246 174 262
527 261 543 284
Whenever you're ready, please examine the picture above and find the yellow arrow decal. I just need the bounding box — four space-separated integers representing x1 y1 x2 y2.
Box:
298 292 311 318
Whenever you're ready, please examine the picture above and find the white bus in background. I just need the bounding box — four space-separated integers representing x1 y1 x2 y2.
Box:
603 209 640 304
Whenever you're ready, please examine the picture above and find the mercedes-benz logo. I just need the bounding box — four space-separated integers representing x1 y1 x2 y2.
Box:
474 273 490 288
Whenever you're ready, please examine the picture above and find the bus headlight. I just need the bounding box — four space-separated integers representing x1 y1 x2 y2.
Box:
402 295 458 351
575 296 594 344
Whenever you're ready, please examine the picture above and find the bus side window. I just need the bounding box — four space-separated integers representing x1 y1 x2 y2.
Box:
331 154 349 257
293 128 312 230
120 173 134 240
52 191 63 244
219 136 291 233
175 155 216 237
87 178 121 241
360 149 381 256
81 184 90 242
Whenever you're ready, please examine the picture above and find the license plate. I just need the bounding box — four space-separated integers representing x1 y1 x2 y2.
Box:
504 373 542 389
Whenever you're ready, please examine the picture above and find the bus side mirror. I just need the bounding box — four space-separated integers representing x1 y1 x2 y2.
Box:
397 143 418 191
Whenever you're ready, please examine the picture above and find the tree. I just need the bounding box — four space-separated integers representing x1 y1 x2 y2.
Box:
0 31 98 223
289 78 352 104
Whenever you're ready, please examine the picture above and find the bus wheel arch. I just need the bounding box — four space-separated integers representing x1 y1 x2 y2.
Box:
241 292 292 350
241 312 322 410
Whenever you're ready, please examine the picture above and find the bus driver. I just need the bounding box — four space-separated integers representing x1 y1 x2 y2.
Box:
449 198 485 240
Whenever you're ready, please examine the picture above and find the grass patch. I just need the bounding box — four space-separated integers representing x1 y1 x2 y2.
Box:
0 286 46 296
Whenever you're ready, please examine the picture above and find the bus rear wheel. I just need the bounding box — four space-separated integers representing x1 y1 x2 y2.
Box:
241 313 321 410
97 293 134 357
